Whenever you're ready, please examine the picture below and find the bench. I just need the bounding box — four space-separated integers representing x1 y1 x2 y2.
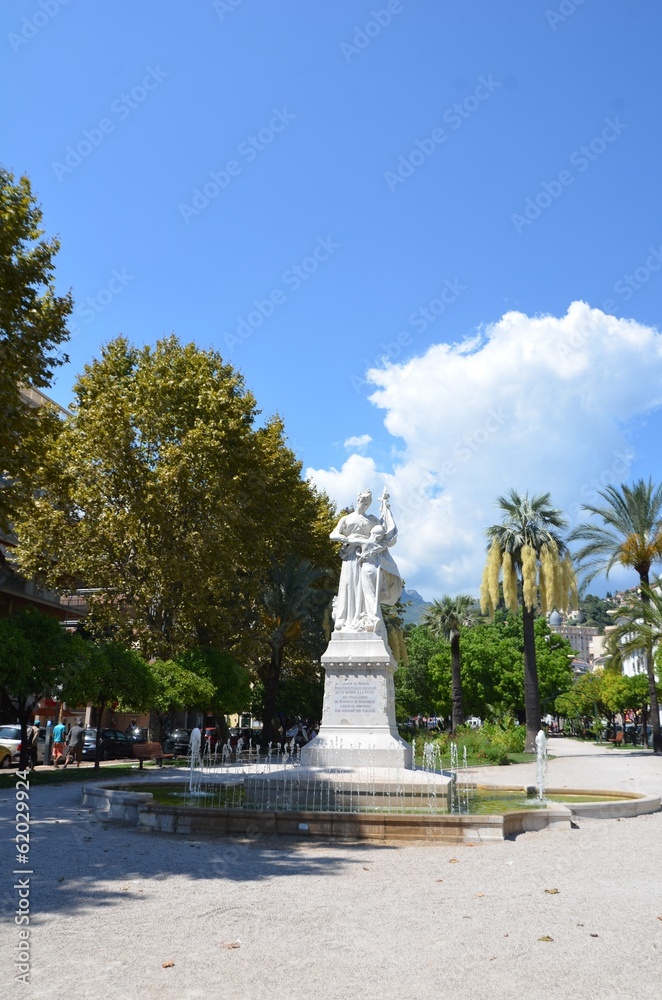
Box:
607 731 624 746
132 741 174 769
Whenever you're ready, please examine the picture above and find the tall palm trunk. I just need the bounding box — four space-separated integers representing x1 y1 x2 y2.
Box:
522 604 540 752
449 629 464 732
261 643 284 745
639 573 662 754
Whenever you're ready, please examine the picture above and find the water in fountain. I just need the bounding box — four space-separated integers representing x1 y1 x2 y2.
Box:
535 728 548 801
188 726 203 796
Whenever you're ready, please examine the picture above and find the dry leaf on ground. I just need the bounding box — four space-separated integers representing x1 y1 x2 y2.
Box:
221 941 241 949
544 888 560 894
538 935 554 942
162 961 175 968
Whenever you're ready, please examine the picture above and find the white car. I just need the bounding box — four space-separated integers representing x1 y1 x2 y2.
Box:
0 724 47 764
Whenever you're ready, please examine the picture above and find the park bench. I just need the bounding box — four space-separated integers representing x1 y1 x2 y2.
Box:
132 741 174 769
607 731 624 746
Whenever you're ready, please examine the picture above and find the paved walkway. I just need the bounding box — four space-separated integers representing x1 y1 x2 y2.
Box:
1 740 661 1000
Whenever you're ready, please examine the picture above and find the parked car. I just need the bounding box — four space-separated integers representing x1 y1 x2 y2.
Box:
0 744 13 768
0 724 48 765
164 728 192 755
81 727 134 761
0 724 23 764
127 726 148 743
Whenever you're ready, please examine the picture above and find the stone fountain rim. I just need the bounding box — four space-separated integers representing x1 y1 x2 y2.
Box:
80 779 661 842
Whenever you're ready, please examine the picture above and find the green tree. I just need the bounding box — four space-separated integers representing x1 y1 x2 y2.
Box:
148 658 216 744
555 671 604 735
604 583 662 751
599 668 631 739
0 169 72 535
421 595 478 731
62 639 154 769
257 556 331 743
178 646 251 741
398 624 446 720
481 490 577 751
14 335 336 660
0 610 77 769
570 479 662 753
579 594 613 630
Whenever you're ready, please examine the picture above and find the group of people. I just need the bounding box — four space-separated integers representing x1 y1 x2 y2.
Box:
51 718 85 768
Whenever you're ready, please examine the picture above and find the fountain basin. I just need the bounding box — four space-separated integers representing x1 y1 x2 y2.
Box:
81 779 660 843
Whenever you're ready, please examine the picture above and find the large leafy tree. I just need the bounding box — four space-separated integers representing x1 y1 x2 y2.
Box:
570 479 662 753
481 490 577 751
0 169 71 536
14 335 336 662
421 595 477 732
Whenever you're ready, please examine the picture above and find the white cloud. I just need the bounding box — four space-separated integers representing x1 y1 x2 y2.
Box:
343 433 372 451
308 302 662 598
306 452 379 511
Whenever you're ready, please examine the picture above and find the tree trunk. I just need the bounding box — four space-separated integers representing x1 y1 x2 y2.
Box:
522 603 540 752
94 700 106 770
450 630 464 733
639 575 662 754
260 647 283 745
17 703 31 772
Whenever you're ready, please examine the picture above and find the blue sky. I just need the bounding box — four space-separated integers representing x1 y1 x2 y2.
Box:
3 0 662 598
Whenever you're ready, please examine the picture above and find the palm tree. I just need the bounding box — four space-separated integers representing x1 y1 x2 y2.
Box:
258 556 330 744
421 595 478 732
570 479 662 753
481 490 577 752
605 584 662 747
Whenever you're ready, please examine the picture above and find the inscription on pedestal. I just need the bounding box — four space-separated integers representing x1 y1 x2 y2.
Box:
333 678 379 714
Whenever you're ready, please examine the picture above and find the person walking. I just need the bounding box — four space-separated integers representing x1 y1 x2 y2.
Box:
25 722 39 770
52 720 66 764
56 719 85 768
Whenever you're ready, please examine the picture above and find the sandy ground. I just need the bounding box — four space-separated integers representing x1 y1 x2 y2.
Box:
1 738 661 1000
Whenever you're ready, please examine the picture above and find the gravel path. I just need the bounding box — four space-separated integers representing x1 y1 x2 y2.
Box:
1 739 661 1000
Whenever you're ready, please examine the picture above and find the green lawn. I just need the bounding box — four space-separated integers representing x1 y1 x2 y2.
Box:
0 759 187 789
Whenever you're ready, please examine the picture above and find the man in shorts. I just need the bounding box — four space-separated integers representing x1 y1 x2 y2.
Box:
57 719 85 768
52 719 67 764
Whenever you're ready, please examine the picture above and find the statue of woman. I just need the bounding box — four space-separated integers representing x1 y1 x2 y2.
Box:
329 489 402 638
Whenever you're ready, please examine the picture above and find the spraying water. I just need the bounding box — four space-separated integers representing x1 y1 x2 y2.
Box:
535 728 548 801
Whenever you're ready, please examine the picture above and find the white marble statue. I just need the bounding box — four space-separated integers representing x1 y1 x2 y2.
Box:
329 488 402 638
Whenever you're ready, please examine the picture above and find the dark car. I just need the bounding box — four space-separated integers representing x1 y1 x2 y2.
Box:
81 727 134 761
127 726 148 744
164 728 192 755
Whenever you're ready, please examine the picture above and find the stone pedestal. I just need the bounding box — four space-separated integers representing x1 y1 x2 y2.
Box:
300 632 412 768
